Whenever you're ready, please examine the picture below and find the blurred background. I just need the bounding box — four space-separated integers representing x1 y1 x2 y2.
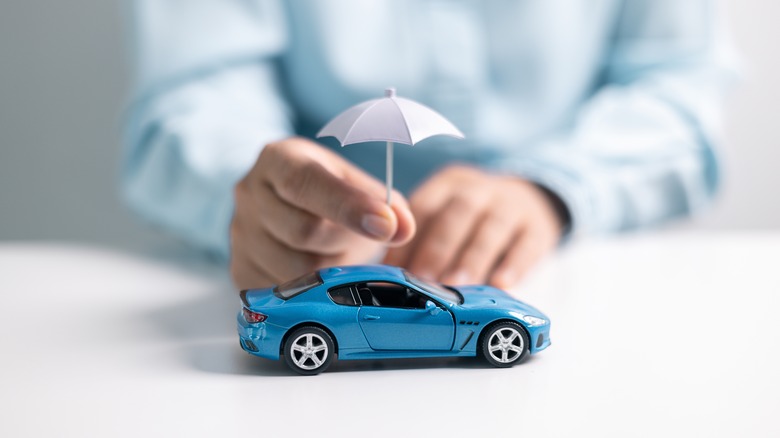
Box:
1 0 778 252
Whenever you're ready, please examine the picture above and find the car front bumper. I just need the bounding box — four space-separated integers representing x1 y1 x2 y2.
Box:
527 324 551 354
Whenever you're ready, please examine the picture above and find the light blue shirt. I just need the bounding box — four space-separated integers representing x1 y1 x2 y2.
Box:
123 0 737 259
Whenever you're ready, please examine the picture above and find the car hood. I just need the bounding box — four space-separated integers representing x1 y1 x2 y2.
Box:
241 287 286 309
455 285 546 318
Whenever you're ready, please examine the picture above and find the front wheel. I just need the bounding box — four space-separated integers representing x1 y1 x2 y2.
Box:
283 326 335 375
480 322 529 368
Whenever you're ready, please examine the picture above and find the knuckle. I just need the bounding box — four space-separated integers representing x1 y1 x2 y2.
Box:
262 140 285 158
257 143 279 169
277 160 313 204
448 192 481 215
409 196 436 220
260 140 301 178
408 194 425 211
484 213 513 234
246 147 267 174
440 165 462 177
443 164 478 179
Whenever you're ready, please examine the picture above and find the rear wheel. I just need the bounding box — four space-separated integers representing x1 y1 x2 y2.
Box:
480 322 529 368
283 326 335 375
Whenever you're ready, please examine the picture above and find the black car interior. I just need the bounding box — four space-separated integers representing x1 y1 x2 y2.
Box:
357 282 429 309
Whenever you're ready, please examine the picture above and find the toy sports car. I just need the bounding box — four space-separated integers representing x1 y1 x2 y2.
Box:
237 264 551 375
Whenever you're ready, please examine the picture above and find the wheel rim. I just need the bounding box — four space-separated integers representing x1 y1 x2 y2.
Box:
488 327 524 364
290 333 329 370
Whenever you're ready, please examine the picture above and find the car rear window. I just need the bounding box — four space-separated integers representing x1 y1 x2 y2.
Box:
274 272 323 300
327 286 358 306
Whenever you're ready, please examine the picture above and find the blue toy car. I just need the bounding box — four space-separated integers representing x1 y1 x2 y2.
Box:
237 264 551 375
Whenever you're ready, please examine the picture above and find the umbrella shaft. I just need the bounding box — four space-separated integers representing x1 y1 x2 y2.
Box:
386 141 393 205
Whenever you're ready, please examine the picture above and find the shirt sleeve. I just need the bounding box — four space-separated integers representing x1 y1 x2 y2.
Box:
485 0 739 236
122 0 293 259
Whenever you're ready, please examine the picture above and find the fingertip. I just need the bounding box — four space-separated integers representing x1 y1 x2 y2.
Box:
442 269 472 286
388 194 416 246
360 205 397 241
490 270 519 290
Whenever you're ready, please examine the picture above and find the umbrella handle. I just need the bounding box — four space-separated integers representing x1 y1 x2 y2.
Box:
386 141 393 205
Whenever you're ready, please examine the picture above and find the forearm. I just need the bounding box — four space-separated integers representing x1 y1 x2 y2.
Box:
485 0 738 235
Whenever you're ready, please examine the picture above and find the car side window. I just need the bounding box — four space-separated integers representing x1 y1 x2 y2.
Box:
356 285 379 307
360 282 428 309
327 286 357 306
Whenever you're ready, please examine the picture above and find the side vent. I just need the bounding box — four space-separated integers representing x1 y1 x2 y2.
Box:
459 331 475 350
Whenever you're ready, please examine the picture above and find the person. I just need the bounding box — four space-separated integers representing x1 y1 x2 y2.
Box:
123 1 736 290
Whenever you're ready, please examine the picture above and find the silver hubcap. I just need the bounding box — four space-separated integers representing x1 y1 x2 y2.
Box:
488 327 524 364
290 333 328 370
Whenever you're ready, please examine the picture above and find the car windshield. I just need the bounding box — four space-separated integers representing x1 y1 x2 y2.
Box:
404 270 463 305
273 271 323 300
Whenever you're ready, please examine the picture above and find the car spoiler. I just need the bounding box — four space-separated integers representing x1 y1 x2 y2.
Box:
240 289 250 307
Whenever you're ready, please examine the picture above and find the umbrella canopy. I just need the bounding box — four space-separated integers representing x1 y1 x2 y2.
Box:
317 88 464 146
317 88 464 203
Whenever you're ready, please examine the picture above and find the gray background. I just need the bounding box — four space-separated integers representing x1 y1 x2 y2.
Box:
1 0 778 251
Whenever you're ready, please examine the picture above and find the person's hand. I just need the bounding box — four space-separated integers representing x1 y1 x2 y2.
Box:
231 137 415 290
384 165 565 289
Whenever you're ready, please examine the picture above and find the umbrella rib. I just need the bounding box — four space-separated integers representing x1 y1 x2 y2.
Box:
389 98 415 145
341 98 386 145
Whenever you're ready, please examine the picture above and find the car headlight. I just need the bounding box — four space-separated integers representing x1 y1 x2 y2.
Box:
522 315 547 327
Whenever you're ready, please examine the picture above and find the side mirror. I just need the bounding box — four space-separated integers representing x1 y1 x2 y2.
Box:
425 300 441 316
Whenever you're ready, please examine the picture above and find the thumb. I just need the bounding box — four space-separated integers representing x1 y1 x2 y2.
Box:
273 159 403 242
386 189 415 246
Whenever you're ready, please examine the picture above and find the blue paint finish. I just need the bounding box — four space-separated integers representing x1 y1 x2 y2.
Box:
237 264 551 369
357 306 454 350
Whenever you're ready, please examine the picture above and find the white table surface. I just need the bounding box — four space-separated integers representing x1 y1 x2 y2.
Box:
1 232 779 437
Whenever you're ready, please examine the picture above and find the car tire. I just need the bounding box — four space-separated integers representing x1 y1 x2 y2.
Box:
283 326 335 375
480 321 530 368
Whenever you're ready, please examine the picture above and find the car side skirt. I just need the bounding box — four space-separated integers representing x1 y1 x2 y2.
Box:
336 349 478 360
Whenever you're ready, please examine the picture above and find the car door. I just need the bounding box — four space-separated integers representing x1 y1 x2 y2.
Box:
323 285 367 350
356 281 454 351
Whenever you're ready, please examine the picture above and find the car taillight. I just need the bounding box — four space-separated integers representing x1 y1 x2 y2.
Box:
243 308 267 323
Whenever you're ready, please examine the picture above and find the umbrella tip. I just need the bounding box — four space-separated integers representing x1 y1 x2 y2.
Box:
384 87 396 98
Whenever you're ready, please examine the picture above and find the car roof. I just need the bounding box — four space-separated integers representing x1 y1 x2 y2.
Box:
317 264 406 284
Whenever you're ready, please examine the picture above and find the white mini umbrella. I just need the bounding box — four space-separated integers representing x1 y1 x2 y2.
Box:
317 88 464 204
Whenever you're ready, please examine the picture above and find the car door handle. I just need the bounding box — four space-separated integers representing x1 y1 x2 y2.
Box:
363 315 380 321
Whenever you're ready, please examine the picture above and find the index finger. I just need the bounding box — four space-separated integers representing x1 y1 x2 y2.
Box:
262 147 397 242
